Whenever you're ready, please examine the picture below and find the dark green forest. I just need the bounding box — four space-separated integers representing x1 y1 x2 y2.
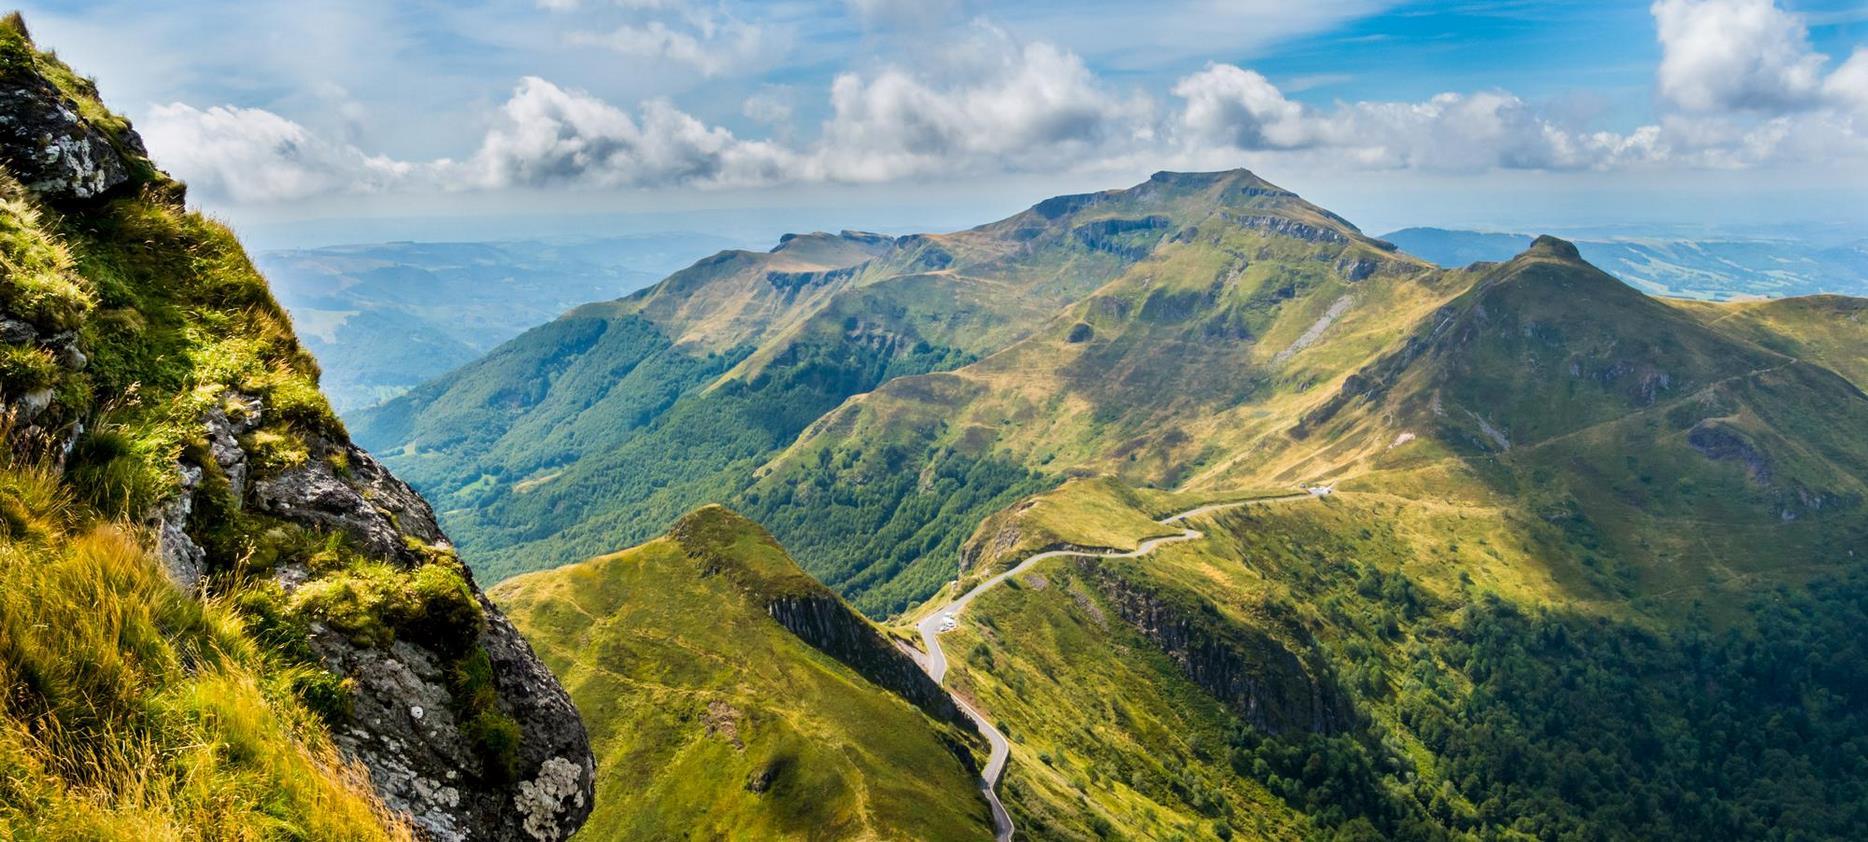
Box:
1226 570 1868 841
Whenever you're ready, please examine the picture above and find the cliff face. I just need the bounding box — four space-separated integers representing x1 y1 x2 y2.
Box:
766 592 967 729
669 506 969 729
1089 563 1352 735
0 19 591 840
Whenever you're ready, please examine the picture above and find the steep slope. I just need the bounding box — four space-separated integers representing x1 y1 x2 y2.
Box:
0 17 591 840
492 506 993 840
352 171 1316 593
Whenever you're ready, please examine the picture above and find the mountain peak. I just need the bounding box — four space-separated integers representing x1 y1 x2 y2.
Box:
1524 234 1583 261
1147 167 1268 187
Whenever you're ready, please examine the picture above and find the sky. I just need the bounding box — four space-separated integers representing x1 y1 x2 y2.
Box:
14 0 1868 248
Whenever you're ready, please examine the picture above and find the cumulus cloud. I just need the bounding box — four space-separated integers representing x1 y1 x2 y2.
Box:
145 0 1867 204
462 76 795 189
1173 65 1312 150
1652 0 1827 112
1170 65 1663 172
813 30 1152 181
141 103 417 202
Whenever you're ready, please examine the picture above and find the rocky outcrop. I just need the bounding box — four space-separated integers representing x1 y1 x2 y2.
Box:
1072 215 1171 260
0 57 137 200
251 428 594 841
766 592 968 729
311 596 594 842
1222 212 1349 245
1089 566 1352 735
765 263 862 294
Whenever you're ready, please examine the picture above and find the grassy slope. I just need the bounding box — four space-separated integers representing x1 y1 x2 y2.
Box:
0 459 400 840
938 475 1868 839
1246 239 1868 615
752 172 1456 614
1669 294 1868 390
892 240 1868 838
491 507 991 841
0 18 526 837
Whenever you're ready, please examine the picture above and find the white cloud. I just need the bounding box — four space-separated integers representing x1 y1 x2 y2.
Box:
1174 65 1311 149
1652 0 1827 113
1170 66 1663 172
141 103 416 202
143 2 1868 205
812 29 1153 181
1823 48 1868 117
741 88 796 127
462 77 795 189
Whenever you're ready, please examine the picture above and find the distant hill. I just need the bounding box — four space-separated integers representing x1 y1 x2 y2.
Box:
1382 226 1868 299
258 233 738 411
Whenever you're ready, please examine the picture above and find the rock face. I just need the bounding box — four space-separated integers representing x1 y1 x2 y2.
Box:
1090 564 1352 735
258 434 595 841
766 592 967 728
0 62 136 200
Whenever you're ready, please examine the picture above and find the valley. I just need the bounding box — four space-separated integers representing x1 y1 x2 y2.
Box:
2 4 1865 838
453 173 1868 839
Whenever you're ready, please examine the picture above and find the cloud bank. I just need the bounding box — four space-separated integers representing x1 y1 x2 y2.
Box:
142 0 1868 203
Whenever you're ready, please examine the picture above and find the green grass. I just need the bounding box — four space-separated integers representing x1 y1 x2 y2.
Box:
0 457 404 840
938 482 1868 840
491 507 991 841
944 556 1306 841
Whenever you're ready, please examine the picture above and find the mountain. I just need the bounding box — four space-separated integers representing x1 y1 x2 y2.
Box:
0 16 591 839
354 169 1431 612
492 506 994 840
356 156 1868 839
256 233 737 412
1383 226 1868 299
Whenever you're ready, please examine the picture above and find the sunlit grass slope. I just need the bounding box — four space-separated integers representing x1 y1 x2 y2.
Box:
492 506 992 841
0 456 404 840
937 481 1868 839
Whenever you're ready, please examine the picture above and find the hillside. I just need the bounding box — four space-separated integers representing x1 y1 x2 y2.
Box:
492 506 994 840
0 17 591 839
350 159 1868 839
932 484 1868 839
901 237 1868 837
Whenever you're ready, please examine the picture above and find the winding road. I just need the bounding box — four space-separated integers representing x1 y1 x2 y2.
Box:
912 492 1315 841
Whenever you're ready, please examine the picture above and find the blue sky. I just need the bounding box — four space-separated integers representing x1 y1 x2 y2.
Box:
15 0 1868 246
